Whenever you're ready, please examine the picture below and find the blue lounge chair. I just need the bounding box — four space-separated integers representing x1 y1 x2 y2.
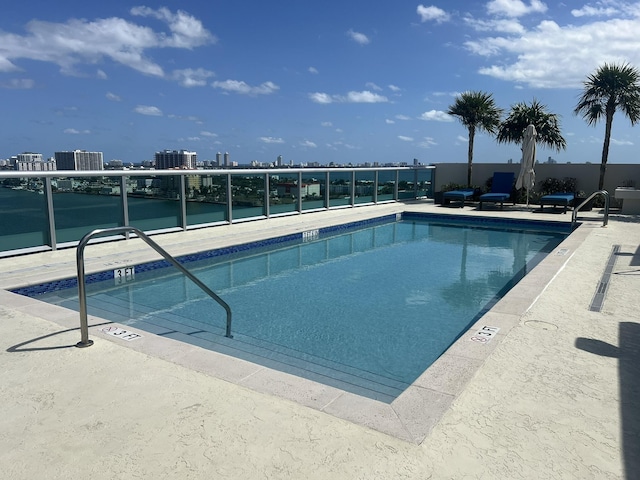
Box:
479 172 515 210
442 188 475 207
540 192 575 213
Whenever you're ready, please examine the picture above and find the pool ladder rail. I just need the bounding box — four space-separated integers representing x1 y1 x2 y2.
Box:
571 190 610 229
75 225 233 348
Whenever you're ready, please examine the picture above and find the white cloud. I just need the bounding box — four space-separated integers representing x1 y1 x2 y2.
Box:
365 82 382 91
260 136 285 144
486 0 547 18
64 128 90 134
130 6 216 48
308 66 319 74
398 135 414 142
571 5 619 17
96 69 107 79
346 90 388 103
611 138 634 145
321 121 333 127
300 140 317 148
419 110 454 122
212 80 279 95
395 114 411 120
457 135 469 143
309 92 334 104
172 68 215 87
0 78 35 89
417 5 451 23
388 84 401 92
200 131 218 137
432 91 461 97
309 90 388 104
0 8 215 78
386 119 395 124
417 137 438 148
347 29 370 45
106 92 121 101
134 105 163 116
467 16 640 88
464 16 526 34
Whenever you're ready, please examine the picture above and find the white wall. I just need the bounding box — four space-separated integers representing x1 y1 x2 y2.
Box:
433 163 640 194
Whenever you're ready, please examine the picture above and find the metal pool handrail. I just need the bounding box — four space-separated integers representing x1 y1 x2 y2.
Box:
75 226 232 348
571 190 610 229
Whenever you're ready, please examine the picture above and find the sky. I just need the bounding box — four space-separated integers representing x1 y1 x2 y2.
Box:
3 0 640 166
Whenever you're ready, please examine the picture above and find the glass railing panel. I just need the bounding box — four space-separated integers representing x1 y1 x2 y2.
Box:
185 174 228 225
354 171 375 204
377 169 396 201
398 170 417 200
0 177 50 251
416 168 433 198
231 173 265 220
127 174 181 231
52 176 123 243
269 174 298 215
301 173 325 211
328 171 352 207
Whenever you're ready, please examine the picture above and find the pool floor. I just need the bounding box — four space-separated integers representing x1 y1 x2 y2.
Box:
25 216 567 402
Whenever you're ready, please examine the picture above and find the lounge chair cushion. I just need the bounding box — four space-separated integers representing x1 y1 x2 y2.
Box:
443 189 474 206
540 192 575 213
443 189 474 200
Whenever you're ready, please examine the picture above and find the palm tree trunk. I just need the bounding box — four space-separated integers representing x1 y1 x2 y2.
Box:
599 112 614 190
467 127 475 187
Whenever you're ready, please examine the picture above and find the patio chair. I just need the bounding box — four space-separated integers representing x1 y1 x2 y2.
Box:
540 192 575 214
442 188 475 208
479 172 515 210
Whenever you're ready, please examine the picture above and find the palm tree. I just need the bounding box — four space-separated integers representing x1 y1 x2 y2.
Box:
448 91 503 187
497 99 567 151
574 62 640 190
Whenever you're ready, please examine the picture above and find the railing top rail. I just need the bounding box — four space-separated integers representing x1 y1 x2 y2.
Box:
0 165 434 179
76 225 232 347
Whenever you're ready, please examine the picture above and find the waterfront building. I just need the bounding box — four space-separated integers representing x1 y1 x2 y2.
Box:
276 182 321 198
155 150 197 169
15 152 57 171
55 150 103 171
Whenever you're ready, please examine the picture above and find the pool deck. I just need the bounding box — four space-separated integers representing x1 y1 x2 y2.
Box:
1 201 639 479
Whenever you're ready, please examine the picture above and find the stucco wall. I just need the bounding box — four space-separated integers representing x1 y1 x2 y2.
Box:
433 163 640 195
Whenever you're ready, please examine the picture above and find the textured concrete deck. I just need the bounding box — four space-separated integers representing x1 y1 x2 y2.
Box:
1 201 639 479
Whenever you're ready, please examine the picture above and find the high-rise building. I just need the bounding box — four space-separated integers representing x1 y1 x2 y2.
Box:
55 150 103 171
216 152 222 166
15 152 56 171
223 152 230 167
154 149 197 169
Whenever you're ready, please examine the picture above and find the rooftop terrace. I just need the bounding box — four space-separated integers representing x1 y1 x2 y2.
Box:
1 201 638 479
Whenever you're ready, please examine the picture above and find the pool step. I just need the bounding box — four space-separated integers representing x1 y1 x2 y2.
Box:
46 291 408 402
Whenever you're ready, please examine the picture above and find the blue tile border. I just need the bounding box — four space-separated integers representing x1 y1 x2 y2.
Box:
11 211 569 298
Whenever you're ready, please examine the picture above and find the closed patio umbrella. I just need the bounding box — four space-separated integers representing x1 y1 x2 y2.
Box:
516 124 537 206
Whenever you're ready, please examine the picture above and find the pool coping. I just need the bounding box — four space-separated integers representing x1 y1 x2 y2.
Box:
0 209 589 444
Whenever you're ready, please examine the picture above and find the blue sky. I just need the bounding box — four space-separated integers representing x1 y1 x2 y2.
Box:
3 0 640 166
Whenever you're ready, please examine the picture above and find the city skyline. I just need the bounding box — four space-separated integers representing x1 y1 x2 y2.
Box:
3 1 640 165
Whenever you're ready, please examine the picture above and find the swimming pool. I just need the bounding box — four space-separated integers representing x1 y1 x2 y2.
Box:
16 213 568 402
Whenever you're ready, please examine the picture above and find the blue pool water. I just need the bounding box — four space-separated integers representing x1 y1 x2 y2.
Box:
20 214 568 402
